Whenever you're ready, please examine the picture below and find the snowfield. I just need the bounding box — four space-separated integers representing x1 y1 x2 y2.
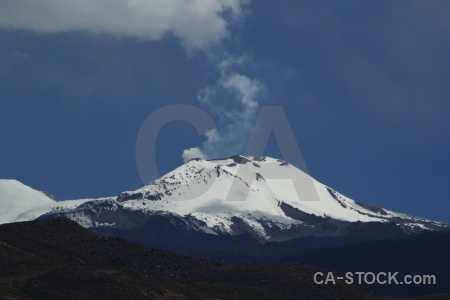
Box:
3 156 449 239
0 179 56 224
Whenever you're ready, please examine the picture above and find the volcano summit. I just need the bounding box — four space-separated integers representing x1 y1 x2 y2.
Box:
7 155 448 260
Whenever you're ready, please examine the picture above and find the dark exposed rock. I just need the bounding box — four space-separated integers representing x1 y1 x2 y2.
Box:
256 173 265 181
187 158 203 162
230 155 252 164
355 201 388 216
253 156 267 162
117 192 143 202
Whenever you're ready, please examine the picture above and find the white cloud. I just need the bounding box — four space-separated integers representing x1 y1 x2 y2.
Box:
182 147 206 163
192 55 264 159
221 73 259 109
12 51 29 59
0 0 249 50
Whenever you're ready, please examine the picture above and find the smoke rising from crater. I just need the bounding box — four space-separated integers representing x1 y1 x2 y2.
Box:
182 55 264 162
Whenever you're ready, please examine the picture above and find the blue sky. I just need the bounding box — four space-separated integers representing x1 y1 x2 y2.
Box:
1 1 449 223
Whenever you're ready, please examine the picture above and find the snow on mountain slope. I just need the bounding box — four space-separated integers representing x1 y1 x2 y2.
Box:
10 155 450 241
0 179 56 224
12 197 115 225
119 156 395 222
114 155 447 237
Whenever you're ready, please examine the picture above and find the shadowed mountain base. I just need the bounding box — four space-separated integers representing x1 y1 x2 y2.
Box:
0 218 375 300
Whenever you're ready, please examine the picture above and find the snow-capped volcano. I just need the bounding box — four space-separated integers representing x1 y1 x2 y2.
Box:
12 155 449 244
0 179 56 224
113 155 448 239
120 155 407 223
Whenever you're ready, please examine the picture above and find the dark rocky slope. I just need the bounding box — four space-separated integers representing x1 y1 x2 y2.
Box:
283 232 450 297
0 218 375 300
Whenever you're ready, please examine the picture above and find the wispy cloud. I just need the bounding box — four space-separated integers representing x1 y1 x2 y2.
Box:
11 51 29 59
182 55 264 162
0 0 249 51
0 0 263 162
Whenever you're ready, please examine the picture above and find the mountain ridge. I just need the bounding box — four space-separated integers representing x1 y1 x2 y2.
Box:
2 155 449 261
0 179 57 224
12 155 448 236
